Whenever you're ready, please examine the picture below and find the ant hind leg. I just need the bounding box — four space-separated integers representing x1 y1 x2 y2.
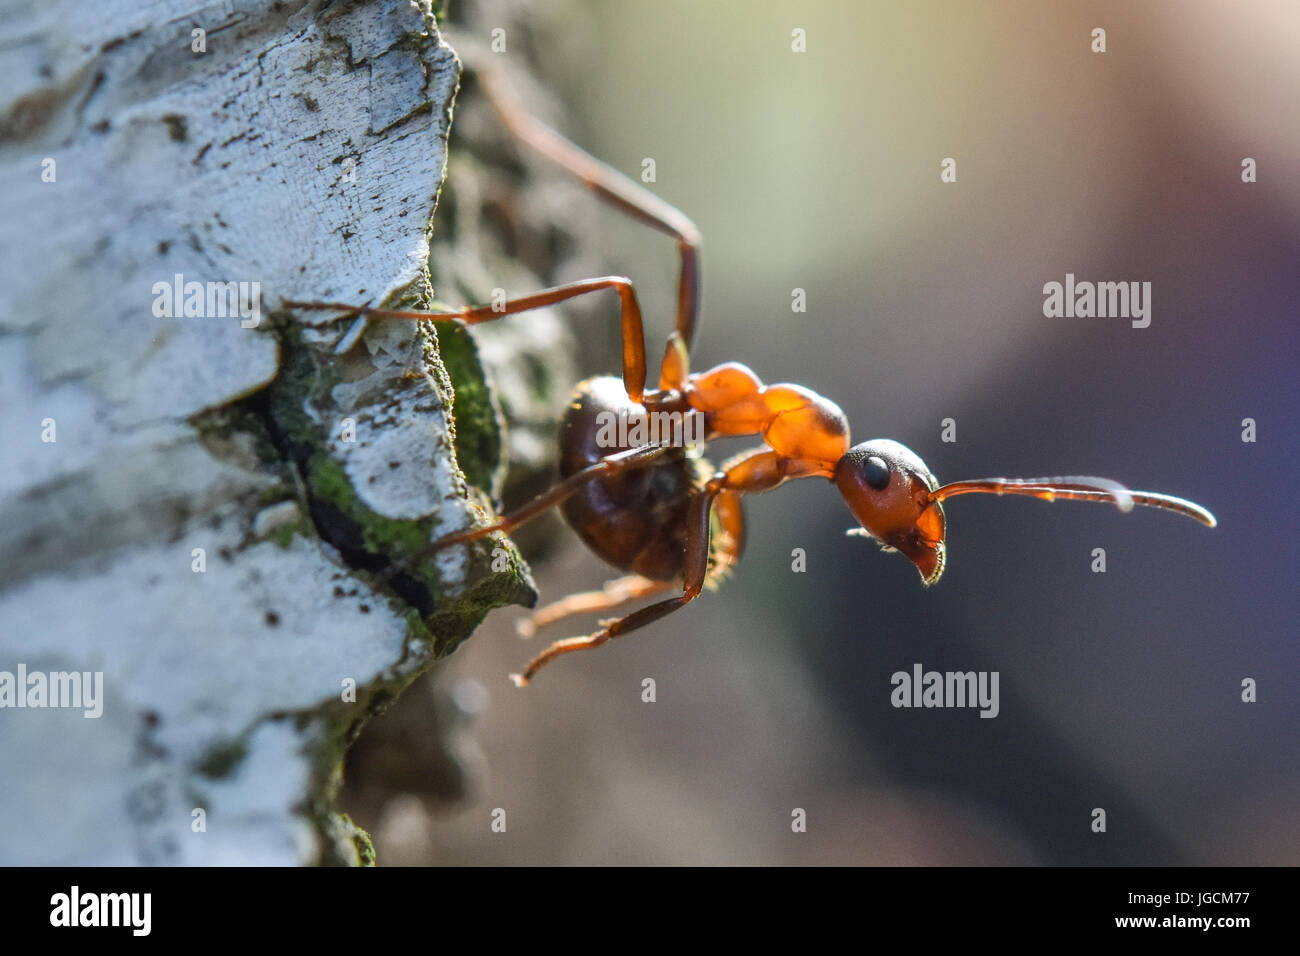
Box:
474 66 703 348
515 575 675 638
510 474 727 686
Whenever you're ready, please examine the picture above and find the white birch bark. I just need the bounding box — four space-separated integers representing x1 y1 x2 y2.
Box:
0 0 533 865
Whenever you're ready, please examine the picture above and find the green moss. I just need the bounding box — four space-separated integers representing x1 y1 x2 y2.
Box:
196 738 248 779
349 816 376 866
435 322 504 495
308 456 435 556
319 812 375 867
312 808 378 866
264 306 534 637
270 516 313 548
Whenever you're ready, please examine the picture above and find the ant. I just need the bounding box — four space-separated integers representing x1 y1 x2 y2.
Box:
286 68 1215 687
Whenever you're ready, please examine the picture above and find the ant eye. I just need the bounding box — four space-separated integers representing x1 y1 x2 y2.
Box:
863 455 891 490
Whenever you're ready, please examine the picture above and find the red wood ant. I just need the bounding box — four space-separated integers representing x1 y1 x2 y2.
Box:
286 69 1215 686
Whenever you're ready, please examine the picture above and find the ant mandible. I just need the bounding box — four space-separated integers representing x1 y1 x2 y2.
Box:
286 68 1215 687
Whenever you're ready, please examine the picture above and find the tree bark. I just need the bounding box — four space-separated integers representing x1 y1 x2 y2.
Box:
0 0 536 865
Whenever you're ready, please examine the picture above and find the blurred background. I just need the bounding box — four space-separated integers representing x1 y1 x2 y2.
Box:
342 0 1298 864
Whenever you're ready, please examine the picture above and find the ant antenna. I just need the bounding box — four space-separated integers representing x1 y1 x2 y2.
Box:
930 476 1217 527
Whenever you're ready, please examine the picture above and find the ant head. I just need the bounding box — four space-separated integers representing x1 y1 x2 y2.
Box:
835 440 1217 586
834 440 947 584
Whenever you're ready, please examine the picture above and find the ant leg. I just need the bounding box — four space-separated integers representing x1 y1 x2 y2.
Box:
512 488 744 639
383 443 674 581
708 488 746 583
511 448 778 682
515 575 675 638
285 275 650 402
476 67 702 350
510 472 730 686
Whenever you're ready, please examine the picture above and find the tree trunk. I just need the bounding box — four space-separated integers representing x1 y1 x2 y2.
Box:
0 0 536 865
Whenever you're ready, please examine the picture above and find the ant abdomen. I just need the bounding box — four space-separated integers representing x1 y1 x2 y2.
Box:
558 376 704 582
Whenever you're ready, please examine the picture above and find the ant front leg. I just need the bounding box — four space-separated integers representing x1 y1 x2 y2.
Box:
285 275 651 402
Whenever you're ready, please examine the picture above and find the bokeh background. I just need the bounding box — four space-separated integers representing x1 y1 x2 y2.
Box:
343 0 1298 865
